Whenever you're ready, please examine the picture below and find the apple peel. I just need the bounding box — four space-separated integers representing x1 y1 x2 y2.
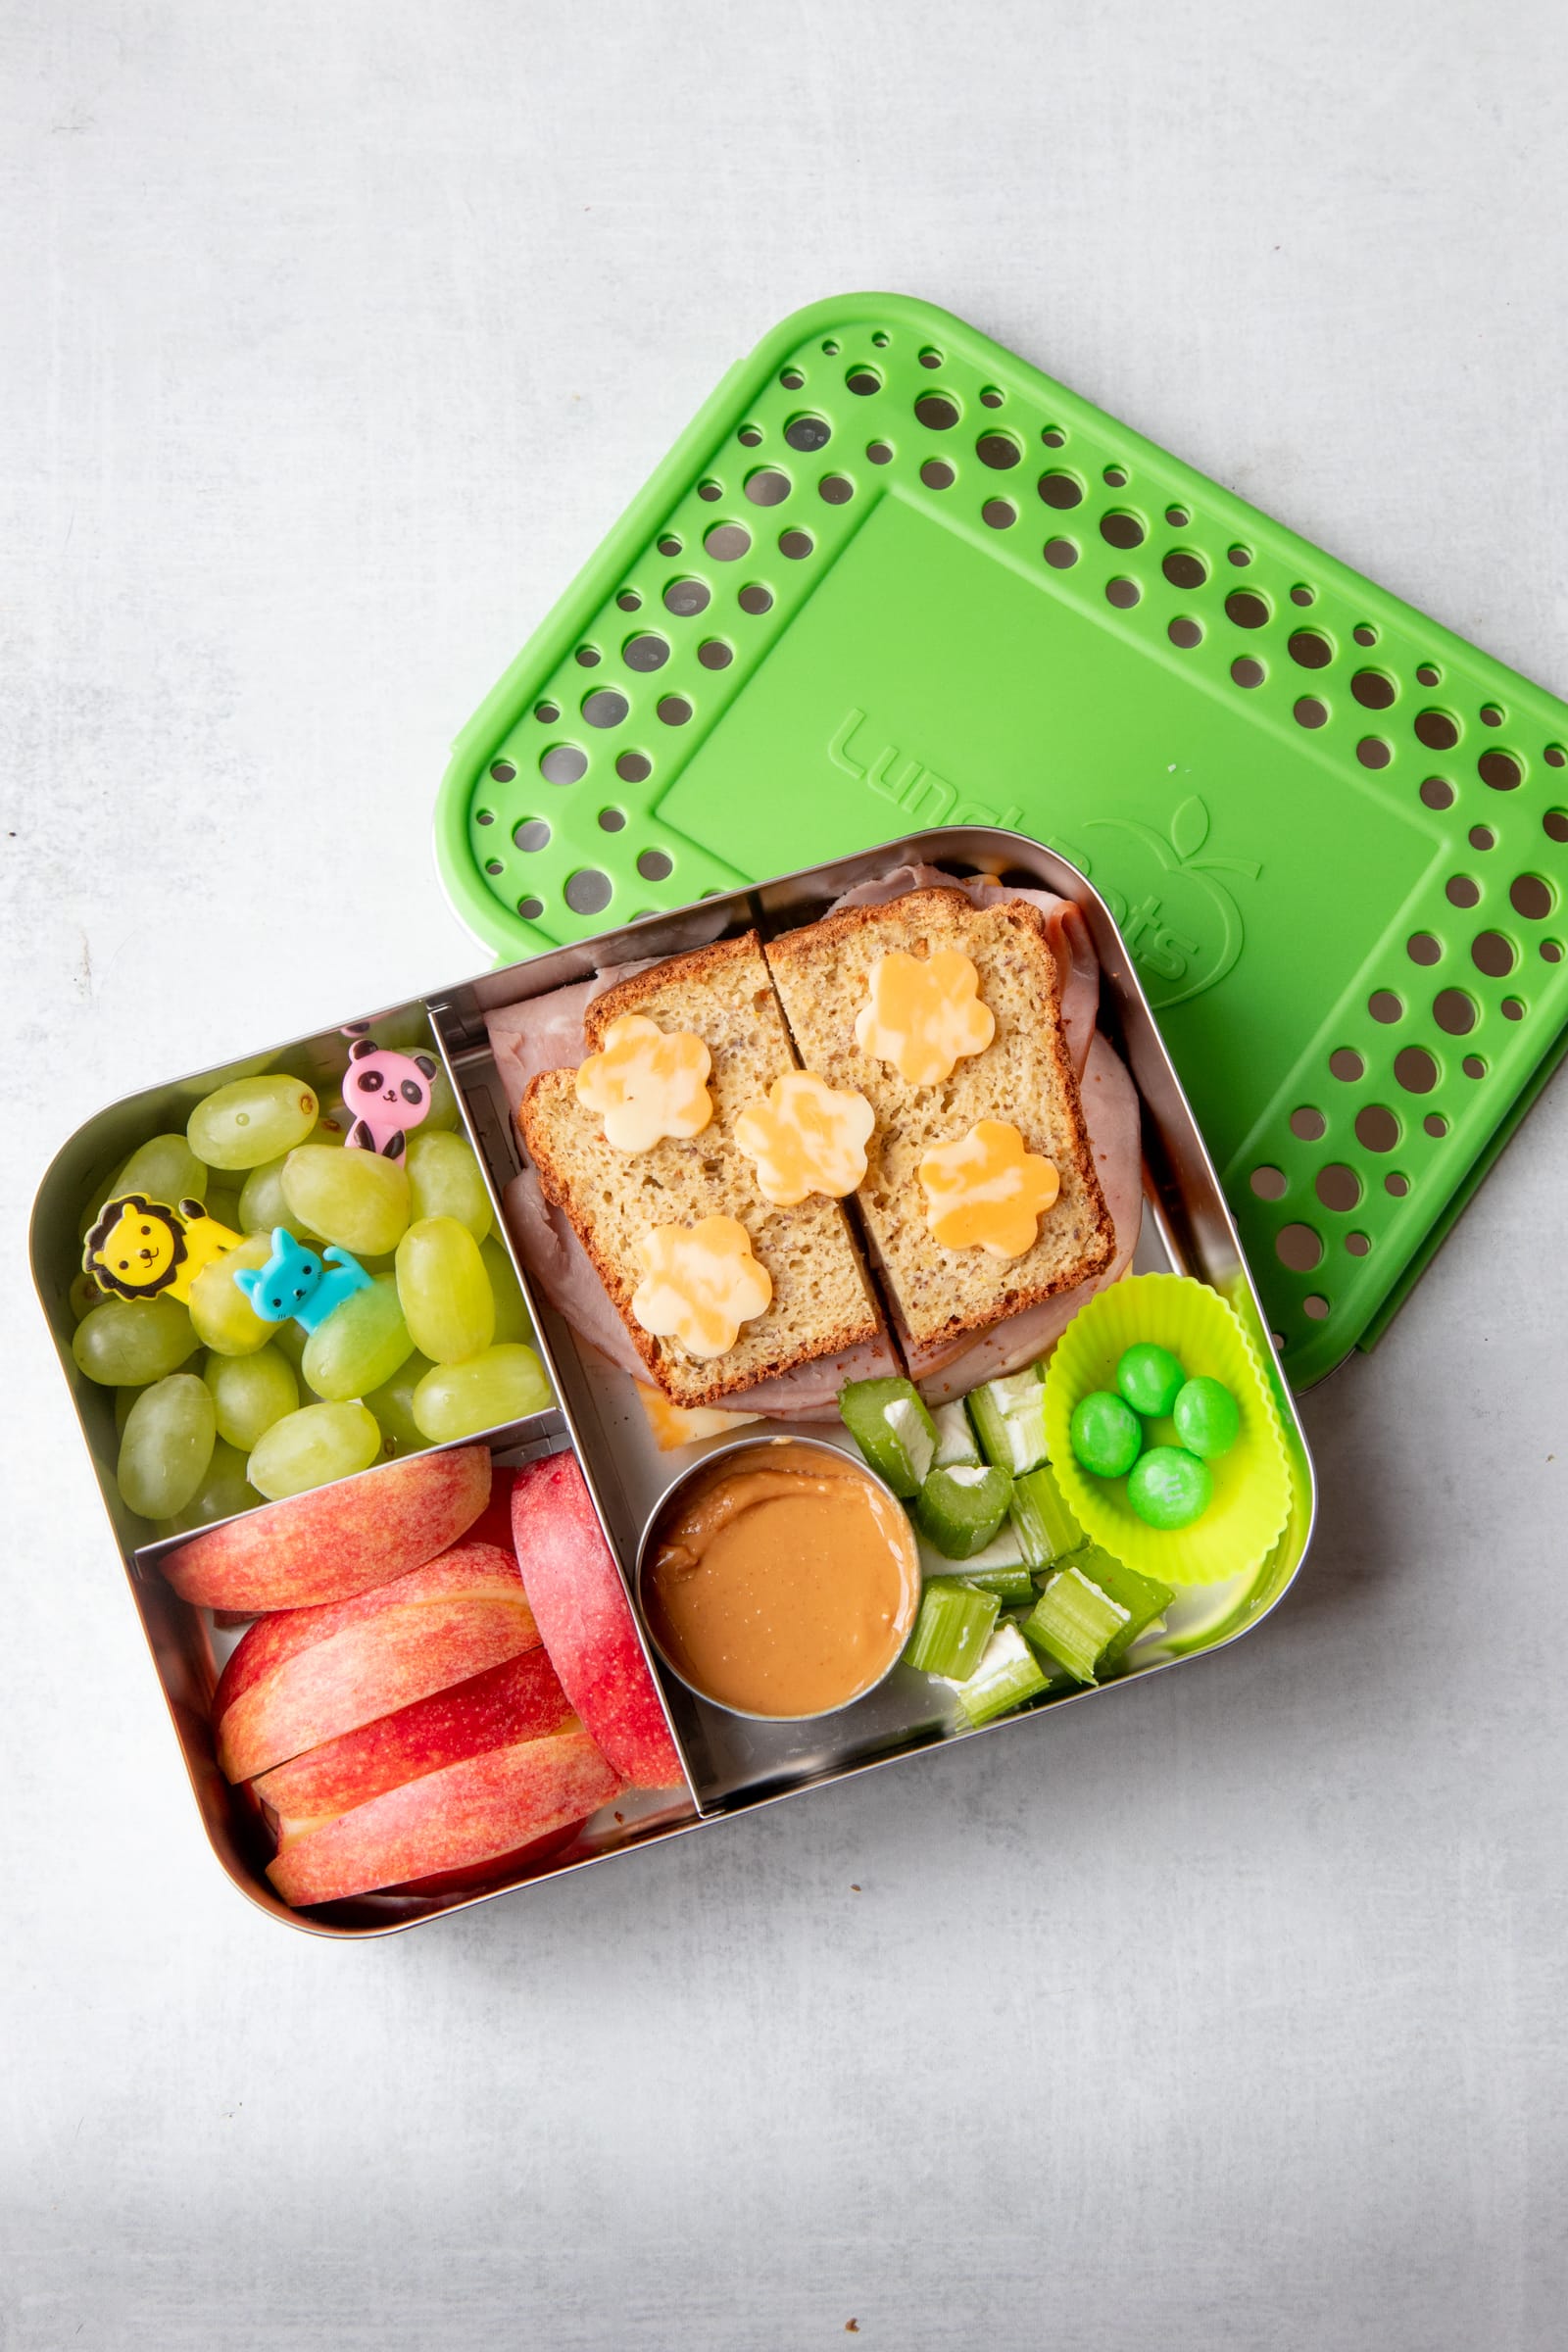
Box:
253 1647 573 1838
215 1541 540 1783
268 1726 621 1906
161 1445 491 1613
512 1452 687 1790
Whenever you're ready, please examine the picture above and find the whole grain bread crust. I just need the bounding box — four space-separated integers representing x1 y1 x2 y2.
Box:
581 931 757 1053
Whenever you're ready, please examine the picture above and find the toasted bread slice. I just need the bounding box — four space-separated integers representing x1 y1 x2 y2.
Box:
518 932 882 1407
763 889 1114 1352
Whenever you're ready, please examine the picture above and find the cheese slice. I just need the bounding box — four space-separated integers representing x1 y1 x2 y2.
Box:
853 948 995 1085
634 1381 763 1451
733 1071 875 1206
630 1215 774 1359
574 1014 713 1153
918 1120 1060 1259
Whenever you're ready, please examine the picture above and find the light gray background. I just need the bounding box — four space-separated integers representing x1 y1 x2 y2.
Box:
3 4 1565 2346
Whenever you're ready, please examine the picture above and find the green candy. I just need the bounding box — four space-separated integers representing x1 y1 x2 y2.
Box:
1172 1376 1239 1460
1116 1342 1185 1418
1127 1446 1212 1530
1069 1390 1143 1479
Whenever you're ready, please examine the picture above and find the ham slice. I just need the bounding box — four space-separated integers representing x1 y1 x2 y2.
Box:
486 961 661 1109
485 862 1142 1415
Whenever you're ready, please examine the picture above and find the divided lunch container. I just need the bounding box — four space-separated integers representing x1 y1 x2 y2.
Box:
31 829 1316 1936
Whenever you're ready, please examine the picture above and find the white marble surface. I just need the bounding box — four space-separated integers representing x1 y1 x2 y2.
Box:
4 5 1567 2346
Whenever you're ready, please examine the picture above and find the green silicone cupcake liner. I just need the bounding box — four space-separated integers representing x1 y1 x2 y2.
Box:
1043 1273 1292 1589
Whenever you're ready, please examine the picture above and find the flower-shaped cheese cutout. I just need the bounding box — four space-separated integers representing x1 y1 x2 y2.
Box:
733 1071 876 1206
631 1216 774 1359
575 1014 713 1153
918 1120 1061 1260
854 949 995 1086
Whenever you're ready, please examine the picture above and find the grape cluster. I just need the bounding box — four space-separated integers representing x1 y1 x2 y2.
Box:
71 1060 551 1535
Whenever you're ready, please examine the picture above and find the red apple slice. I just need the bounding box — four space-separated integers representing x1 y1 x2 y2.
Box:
253 1648 573 1838
268 1726 620 1906
215 1541 539 1783
163 1445 491 1612
466 1462 519 1556
390 1817 585 1895
512 1452 687 1790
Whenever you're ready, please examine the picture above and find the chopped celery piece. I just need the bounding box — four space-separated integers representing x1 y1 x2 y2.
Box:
960 1563 1035 1607
914 1516 1026 1582
906 1578 1000 1680
1081 1547 1174 1668
966 1363 1050 1476
929 1398 981 1469
946 1623 1052 1727
913 1462 1013 1558
1009 1462 1085 1570
1023 1546 1173 1684
839 1377 937 1498
1023 1565 1128 1684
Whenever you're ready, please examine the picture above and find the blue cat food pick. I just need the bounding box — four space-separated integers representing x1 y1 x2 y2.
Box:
232 1227 373 1333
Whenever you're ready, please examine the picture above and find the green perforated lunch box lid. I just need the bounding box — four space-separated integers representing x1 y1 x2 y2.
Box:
435 292 1568 1388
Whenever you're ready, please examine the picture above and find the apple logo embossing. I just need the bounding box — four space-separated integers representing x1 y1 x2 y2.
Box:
1069 796 1261 1009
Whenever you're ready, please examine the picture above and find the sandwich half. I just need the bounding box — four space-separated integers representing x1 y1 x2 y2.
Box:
518 932 883 1407
763 888 1115 1354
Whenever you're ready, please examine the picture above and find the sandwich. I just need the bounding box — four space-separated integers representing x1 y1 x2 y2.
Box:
518 931 884 1408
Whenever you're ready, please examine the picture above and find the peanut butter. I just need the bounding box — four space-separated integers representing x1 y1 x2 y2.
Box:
643 1443 919 1717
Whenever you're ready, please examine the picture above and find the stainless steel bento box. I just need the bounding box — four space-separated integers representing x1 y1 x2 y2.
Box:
31 828 1317 1936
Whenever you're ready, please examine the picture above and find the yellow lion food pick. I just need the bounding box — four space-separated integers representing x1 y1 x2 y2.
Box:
854 948 995 1085
83 1193 245 1304
630 1215 773 1359
918 1121 1060 1260
575 1014 714 1153
733 1071 875 1206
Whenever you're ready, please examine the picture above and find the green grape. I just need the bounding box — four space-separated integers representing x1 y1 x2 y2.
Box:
156 1438 262 1535
204 1185 242 1233
74 1297 200 1387
480 1236 534 1348
395 1216 495 1363
188 1232 276 1355
204 1344 298 1449
237 1153 321 1239
117 1373 217 1519
172 1050 275 1103
302 1273 414 1401
188 1075 320 1171
312 1100 351 1147
281 1145 410 1255
365 1350 436 1454
422 1060 460 1132
118 1353 206 1434
265 1315 321 1396
248 1400 381 1500
79 1133 211 1240
69 1268 104 1322
405 1130 493 1243
414 1346 551 1441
